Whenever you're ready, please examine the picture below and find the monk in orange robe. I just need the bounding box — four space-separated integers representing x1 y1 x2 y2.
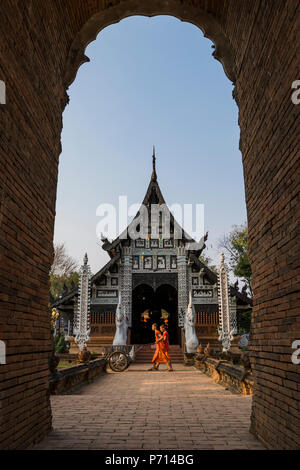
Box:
160 324 173 371
148 323 173 371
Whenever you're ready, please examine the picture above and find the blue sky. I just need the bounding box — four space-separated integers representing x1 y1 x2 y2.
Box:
54 15 246 273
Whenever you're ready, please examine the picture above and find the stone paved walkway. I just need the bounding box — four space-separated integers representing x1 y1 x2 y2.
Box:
34 364 264 450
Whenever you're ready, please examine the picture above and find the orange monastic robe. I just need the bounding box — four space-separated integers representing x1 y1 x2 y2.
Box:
162 331 170 353
152 330 170 363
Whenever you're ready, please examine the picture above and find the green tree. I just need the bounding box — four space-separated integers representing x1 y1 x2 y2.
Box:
218 223 252 295
50 243 79 301
237 310 252 334
55 334 68 354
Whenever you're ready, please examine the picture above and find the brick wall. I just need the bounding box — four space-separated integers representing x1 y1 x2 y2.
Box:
0 1 68 449
226 1 300 449
0 0 299 449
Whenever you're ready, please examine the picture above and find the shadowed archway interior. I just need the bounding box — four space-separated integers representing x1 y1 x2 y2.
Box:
132 284 178 345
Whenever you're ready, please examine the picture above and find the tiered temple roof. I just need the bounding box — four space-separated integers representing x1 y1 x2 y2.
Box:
52 150 252 310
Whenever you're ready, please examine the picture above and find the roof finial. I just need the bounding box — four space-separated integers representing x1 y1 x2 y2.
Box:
151 145 157 182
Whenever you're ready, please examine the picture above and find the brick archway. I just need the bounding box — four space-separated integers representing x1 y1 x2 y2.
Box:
0 1 299 450
63 0 236 89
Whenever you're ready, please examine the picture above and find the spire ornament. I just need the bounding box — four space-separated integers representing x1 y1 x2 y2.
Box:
151 146 157 182
217 252 237 352
73 253 91 359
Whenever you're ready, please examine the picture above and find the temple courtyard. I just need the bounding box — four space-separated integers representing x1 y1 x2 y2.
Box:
33 364 264 450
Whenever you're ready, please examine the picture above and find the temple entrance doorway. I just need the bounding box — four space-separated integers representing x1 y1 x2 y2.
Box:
131 284 178 345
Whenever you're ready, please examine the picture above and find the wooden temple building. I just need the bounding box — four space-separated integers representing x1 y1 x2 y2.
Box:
52 151 252 351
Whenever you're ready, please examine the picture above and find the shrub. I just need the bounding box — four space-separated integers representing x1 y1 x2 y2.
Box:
55 334 68 354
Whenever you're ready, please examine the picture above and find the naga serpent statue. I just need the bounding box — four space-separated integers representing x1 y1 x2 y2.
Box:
113 292 128 346
184 290 199 353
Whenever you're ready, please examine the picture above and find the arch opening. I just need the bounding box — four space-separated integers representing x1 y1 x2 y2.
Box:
57 15 244 277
